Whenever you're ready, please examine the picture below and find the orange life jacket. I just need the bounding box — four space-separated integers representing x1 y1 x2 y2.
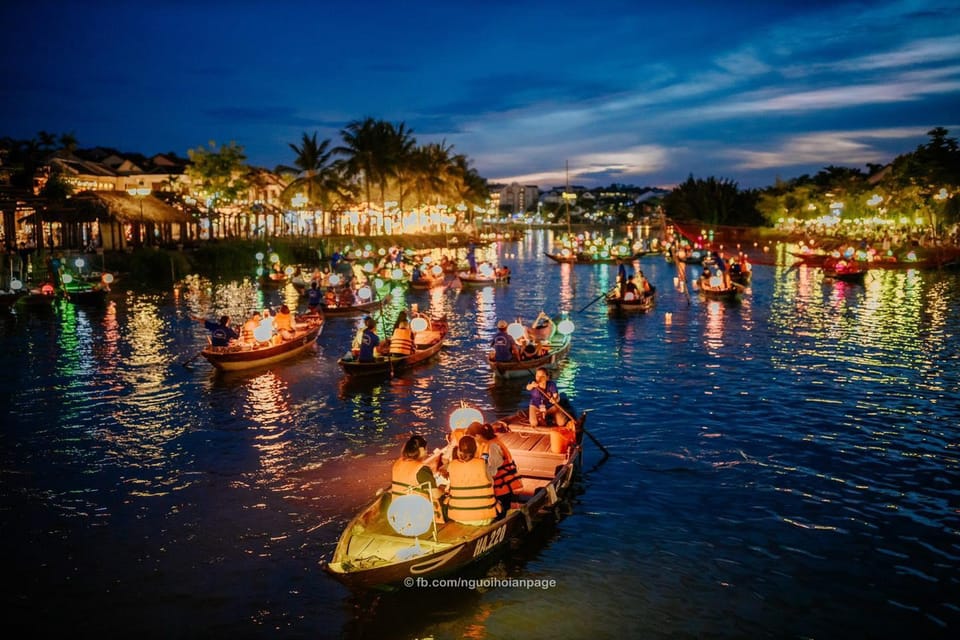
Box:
489 437 523 496
446 457 497 523
389 326 414 355
391 458 443 523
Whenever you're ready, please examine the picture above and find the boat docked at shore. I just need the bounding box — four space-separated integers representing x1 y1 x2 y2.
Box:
338 316 448 377
324 405 585 592
200 316 324 371
488 317 574 379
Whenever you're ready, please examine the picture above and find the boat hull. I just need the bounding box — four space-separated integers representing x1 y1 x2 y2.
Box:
489 334 571 379
338 319 448 376
607 291 656 313
319 297 385 317
201 321 323 371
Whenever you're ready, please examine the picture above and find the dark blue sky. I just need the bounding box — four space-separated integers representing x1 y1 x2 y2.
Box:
2 0 958 188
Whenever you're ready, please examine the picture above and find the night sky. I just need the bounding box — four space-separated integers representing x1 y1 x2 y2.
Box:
2 0 958 189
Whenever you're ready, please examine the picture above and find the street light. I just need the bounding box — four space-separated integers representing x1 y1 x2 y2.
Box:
127 181 150 247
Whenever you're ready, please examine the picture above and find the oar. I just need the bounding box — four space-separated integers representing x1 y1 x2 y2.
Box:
552 401 610 462
578 284 617 313
181 351 204 368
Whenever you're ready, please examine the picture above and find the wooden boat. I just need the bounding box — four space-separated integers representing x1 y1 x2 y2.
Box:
488 327 572 379
320 295 387 317
324 407 585 592
338 317 448 377
606 287 656 312
62 281 109 305
822 258 866 284
729 268 752 286
200 317 324 371
544 251 640 265
456 269 509 286
698 283 740 301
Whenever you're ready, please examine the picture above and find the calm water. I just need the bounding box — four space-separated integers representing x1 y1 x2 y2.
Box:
2 230 958 639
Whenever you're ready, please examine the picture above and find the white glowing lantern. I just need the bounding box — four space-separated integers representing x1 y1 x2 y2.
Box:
353 249 363 258
422 256 433 264
478 263 494 277
449 406 484 432
10 278 23 290
378 248 386 256
357 286 372 301
61 273 73 284
374 277 385 290
75 257 85 269
557 318 575 336
255 252 264 261
329 274 341 286
391 268 404 280
430 265 442 277
256 266 265 277
253 324 273 343
269 253 280 264
363 262 375 273
102 273 114 284
410 316 429 332
506 322 525 340
624 291 636 301
284 266 295 276
560 248 571 257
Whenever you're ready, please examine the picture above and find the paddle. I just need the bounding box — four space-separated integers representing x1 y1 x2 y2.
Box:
578 284 618 313
552 401 610 462
181 351 203 368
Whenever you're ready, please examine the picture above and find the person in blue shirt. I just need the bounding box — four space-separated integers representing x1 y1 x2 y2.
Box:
466 242 477 274
358 317 381 362
194 315 239 347
306 281 323 313
526 367 567 428
490 320 520 361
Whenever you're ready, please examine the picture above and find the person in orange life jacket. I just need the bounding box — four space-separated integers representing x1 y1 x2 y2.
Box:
491 319 520 361
526 366 568 428
446 435 498 526
272 304 297 342
240 311 262 345
193 314 239 347
389 319 415 356
391 434 444 523
467 422 523 519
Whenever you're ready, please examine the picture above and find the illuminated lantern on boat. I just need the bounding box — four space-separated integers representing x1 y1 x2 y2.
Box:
387 494 435 559
478 263 494 277
253 322 273 343
354 249 363 259
269 253 280 264
10 278 22 290
624 291 636 301
284 266 295 276
357 286 372 301
256 266 265 277
374 278 385 290
102 273 114 286
506 322 525 341
430 265 443 277
557 318 575 336
391 268 404 280
410 316 429 333
363 262 375 273
329 274 341 286
255 252 264 262
905 251 917 262
560 248 571 257
449 405 484 431
75 258 85 269
61 273 73 284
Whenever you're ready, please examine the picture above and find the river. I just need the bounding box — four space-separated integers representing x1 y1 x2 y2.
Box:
2 230 958 639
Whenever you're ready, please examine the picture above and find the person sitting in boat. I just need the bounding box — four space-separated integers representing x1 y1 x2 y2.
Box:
623 277 640 301
324 287 337 307
637 271 653 296
194 314 239 348
467 422 523 520
490 319 520 361
495 265 511 283
272 304 298 342
389 319 415 356
446 435 498 526
338 287 355 307
307 281 323 313
391 434 444 524
240 311 262 345
526 367 568 428
357 317 381 362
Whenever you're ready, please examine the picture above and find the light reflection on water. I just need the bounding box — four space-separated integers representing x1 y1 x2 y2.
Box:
1 232 959 638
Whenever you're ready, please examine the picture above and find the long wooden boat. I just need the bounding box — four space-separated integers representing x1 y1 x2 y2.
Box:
200 317 324 371
544 251 640 264
456 271 509 286
822 259 867 284
409 275 446 290
698 283 740 301
319 296 386 317
338 317 448 377
324 408 585 592
488 330 572 379
62 281 109 305
606 287 656 312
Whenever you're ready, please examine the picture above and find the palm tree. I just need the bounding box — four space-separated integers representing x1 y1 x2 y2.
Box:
410 141 456 231
335 117 380 234
283 132 341 235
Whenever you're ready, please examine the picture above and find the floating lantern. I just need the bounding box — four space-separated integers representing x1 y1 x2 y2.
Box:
665 312 672 324
557 318 575 336
410 316 429 333
449 405 484 431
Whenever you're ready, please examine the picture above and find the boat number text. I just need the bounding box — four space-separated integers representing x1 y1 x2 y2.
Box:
474 525 506 557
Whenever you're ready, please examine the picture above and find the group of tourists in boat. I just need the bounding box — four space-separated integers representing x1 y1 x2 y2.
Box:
325 369 584 591
338 304 448 376
487 312 575 378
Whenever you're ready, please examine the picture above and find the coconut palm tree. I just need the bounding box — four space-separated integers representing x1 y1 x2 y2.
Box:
282 132 343 235
335 117 380 234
